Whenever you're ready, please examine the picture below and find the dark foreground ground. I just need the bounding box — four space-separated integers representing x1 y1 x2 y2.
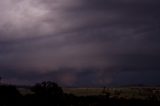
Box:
0 81 160 106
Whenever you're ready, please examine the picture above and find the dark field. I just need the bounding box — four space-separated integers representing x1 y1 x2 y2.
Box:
63 87 160 100
1 82 160 106
19 86 160 100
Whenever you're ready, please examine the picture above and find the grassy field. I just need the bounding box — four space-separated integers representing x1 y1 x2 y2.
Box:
18 86 160 101
2 84 160 106
63 88 105 96
63 87 160 100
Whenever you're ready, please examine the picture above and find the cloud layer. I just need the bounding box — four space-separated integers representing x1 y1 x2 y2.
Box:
0 0 160 86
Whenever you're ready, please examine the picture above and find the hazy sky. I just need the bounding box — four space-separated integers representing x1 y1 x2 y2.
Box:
0 0 160 86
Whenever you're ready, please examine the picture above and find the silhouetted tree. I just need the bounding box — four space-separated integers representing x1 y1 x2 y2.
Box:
31 81 64 97
0 85 21 106
30 81 64 105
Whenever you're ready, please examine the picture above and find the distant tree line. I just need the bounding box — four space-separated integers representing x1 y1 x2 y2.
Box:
0 81 160 106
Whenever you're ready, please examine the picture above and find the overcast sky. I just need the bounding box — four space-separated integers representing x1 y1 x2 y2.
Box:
0 0 160 86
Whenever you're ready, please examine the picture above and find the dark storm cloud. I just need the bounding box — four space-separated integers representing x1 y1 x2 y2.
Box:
0 0 160 86
0 67 113 86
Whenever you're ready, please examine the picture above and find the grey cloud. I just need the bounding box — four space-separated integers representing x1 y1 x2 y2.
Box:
1 67 160 87
0 0 160 86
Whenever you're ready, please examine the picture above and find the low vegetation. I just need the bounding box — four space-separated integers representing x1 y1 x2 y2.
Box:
0 81 160 106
